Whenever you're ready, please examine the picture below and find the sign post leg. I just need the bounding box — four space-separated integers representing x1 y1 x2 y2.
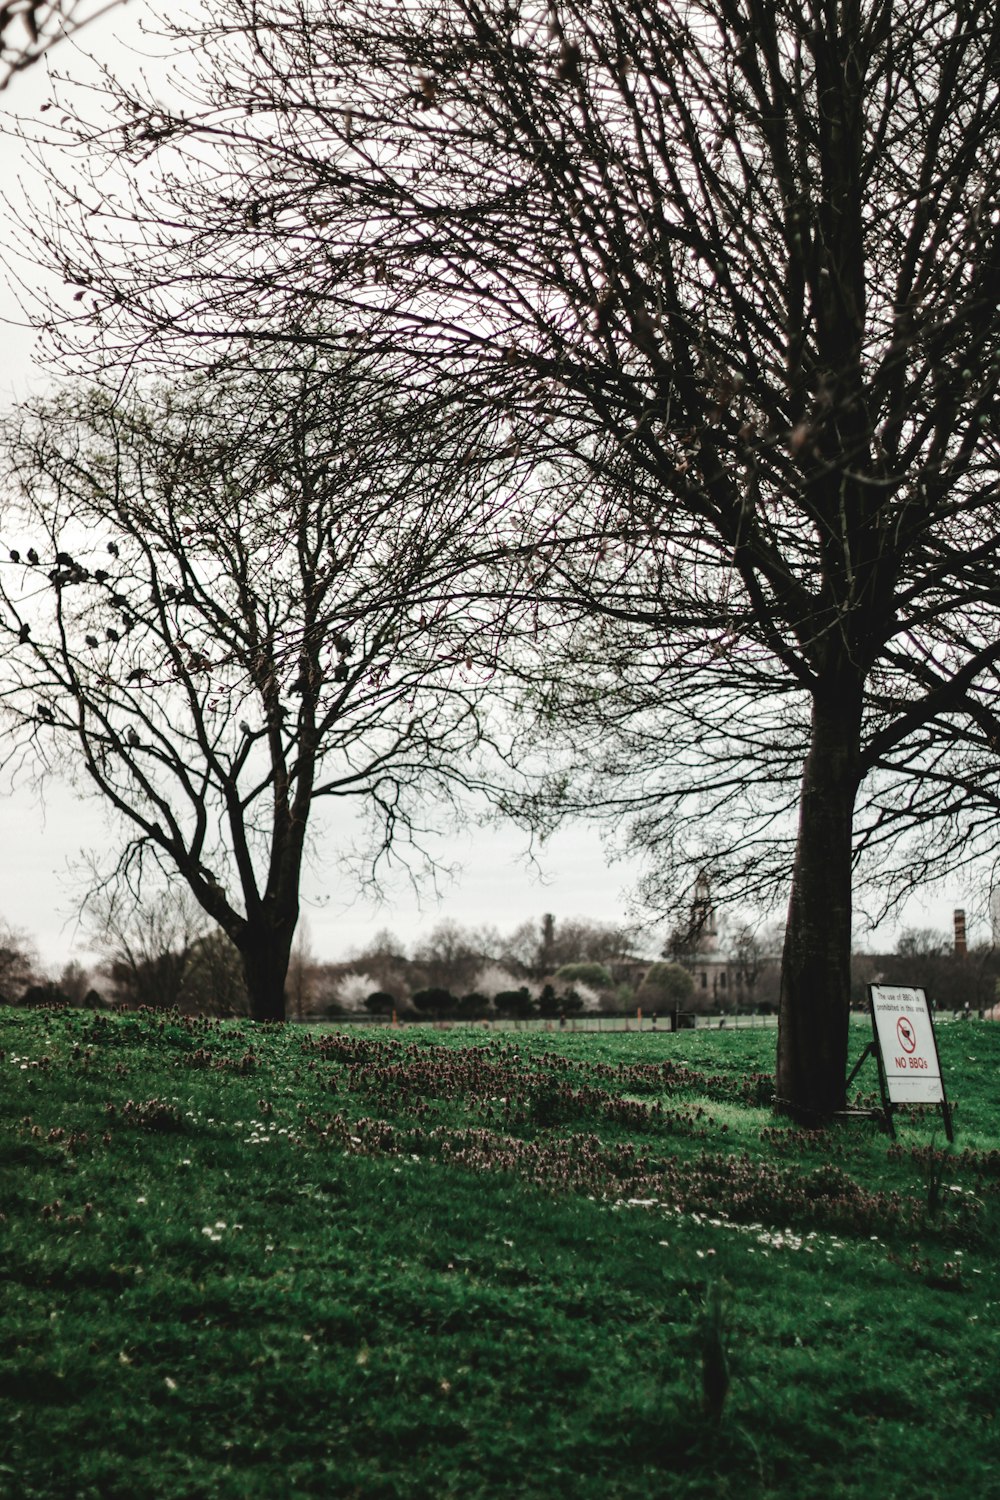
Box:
846 1041 875 1091
941 1097 955 1144
874 1046 896 1139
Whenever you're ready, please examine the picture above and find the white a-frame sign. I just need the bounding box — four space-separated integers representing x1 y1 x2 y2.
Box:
862 985 954 1140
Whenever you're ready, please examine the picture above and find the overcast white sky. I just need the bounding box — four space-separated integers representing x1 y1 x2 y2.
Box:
0 3 980 974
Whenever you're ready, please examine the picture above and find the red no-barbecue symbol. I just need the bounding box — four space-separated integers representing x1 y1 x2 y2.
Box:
896 1016 917 1054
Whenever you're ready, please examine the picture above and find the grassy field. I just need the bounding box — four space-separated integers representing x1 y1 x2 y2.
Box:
1 1006 997 1500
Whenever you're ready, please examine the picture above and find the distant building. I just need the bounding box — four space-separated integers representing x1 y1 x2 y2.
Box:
990 890 1000 946
683 874 747 1009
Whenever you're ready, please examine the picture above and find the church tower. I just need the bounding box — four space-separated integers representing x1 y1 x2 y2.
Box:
691 871 719 955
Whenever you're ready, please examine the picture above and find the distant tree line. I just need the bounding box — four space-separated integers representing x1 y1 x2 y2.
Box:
0 887 248 1015
4 904 997 1021
853 929 1000 1016
309 915 649 1020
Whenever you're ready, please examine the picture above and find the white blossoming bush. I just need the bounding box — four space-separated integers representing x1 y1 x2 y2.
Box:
332 972 380 1012
471 964 535 1002
570 981 602 1014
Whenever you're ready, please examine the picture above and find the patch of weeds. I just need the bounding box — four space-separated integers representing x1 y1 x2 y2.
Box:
108 1097 186 1132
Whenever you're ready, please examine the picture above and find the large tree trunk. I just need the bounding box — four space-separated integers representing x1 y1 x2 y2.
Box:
240 922 296 1023
776 684 862 1121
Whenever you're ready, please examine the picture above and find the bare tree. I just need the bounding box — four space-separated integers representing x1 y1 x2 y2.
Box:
0 2 122 91
87 880 210 1010
474 913 641 978
345 927 409 1003
58 957 92 1003
0 358 513 1019
411 919 488 994
728 919 783 1012
85 880 248 1012
181 928 248 1015
894 928 951 962
11 0 1000 1117
0 917 38 1000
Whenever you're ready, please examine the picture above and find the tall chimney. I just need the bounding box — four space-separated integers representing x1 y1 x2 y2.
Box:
540 912 555 972
954 908 967 959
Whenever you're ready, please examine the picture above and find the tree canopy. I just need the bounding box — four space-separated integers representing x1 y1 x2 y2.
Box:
0 2 120 91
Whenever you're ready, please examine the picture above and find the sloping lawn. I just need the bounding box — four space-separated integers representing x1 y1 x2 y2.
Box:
1 1006 996 1499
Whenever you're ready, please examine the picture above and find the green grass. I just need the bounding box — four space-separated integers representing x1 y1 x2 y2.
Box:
1 1007 997 1499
